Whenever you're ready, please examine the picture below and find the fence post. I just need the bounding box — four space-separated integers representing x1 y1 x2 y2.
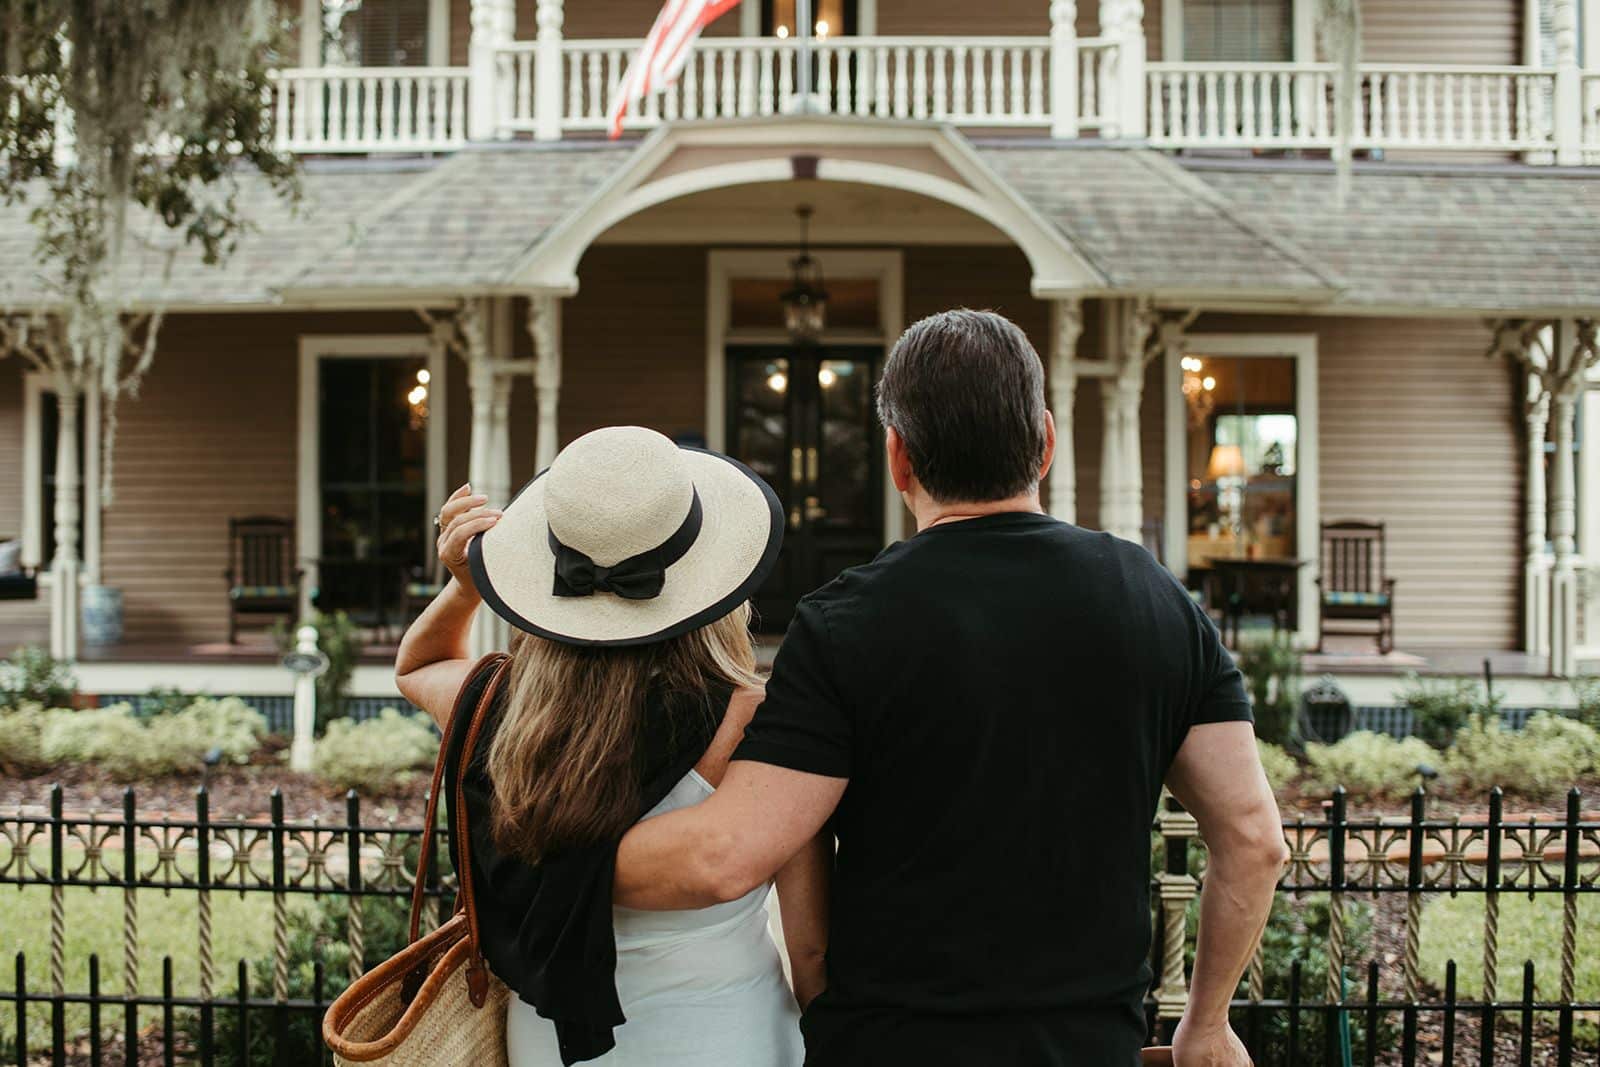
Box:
289 624 319 773
1481 787 1504 1066
1553 0 1582 165
1325 787 1348 1066
535 0 566 141
1155 794 1199 1039
1049 1 1080 138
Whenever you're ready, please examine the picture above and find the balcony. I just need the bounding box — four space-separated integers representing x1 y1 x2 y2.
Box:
267 32 1600 164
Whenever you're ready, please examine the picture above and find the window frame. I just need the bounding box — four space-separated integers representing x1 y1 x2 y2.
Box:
20 371 101 584
1163 0 1313 63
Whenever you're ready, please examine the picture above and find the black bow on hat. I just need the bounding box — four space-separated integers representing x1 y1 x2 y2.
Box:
548 490 703 601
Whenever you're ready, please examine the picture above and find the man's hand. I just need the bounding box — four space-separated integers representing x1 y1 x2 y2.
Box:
1171 1017 1250 1067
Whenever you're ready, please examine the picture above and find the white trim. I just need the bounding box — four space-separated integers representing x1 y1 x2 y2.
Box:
21 372 102 584
76 660 406 700
741 2 760 36
428 0 451 67
1162 332 1320 645
299 0 321 68
512 118 1102 296
296 334 446 617
706 248 905 545
1164 0 1310 61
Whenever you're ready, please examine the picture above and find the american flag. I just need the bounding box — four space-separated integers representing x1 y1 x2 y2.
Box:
608 0 745 138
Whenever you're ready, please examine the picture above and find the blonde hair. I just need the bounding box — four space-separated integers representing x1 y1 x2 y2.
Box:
486 603 761 864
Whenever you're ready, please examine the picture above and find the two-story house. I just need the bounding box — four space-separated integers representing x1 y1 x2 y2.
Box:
1 0 1597 710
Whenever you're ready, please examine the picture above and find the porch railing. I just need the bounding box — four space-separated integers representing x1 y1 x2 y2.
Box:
3 785 1598 1062
256 43 1600 163
496 36 1066 135
1147 62 1559 152
270 67 471 153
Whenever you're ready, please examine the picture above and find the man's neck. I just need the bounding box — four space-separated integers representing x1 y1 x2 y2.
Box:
915 491 1045 532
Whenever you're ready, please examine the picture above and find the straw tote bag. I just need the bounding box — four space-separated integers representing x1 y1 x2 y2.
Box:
324 654 514 1066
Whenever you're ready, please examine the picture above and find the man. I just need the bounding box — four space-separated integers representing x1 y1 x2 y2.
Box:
615 309 1288 1066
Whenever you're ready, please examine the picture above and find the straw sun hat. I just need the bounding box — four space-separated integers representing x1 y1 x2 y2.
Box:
468 426 783 647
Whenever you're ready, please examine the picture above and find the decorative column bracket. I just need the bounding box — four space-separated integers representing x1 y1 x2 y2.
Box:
1047 297 1084 523
1098 299 1195 545
1488 317 1600 676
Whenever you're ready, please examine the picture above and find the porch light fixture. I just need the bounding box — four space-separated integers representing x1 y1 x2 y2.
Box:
407 367 429 431
782 205 828 341
1180 354 1215 428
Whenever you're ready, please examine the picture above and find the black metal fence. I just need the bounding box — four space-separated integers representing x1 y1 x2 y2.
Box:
3 784 1597 1065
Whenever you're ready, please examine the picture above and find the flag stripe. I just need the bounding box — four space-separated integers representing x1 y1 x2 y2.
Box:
608 0 745 138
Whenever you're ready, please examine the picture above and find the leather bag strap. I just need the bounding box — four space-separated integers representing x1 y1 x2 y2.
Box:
405 652 511 953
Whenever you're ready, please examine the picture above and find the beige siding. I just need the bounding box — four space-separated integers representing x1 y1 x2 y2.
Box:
0 360 24 546
561 245 711 446
99 311 426 645
1193 312 1522 650
1359 0 1521 65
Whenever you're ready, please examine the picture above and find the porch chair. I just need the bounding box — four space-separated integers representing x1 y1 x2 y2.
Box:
1316 520 1396 654
400 553 447 624
224 516 302 643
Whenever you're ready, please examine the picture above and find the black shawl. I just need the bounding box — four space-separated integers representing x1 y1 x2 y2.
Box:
443 659 730 1065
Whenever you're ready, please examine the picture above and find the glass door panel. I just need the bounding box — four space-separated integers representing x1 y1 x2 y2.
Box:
318 356 429 627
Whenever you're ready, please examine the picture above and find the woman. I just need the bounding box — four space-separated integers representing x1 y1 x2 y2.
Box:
395 426 828 1066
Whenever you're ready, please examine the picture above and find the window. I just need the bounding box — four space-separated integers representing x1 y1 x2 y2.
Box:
1183 0 1293 62
317 356 430 625
322 0 431 67
762 0 857 38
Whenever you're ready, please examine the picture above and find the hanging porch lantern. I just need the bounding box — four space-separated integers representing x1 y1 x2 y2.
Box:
781 205 828 341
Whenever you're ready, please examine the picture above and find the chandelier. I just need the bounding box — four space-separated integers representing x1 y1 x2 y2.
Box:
781 205 828 341
1180 355 1215 429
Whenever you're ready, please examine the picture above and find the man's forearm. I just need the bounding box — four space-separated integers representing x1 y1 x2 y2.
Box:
1184 850 1281 1028
615 801 746 910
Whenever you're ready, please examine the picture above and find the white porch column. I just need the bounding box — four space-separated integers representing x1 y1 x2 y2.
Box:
1099 0 1147 140
469 0 515 141
1047 298 1083 522
49 379 82 661
1549 320 1599 675
1050 1 1080 139
534 0 566 141
460 298 511 656
1523 380 1551 657
1098 298 1156 543
527 293 563 471
1553 0 1583 165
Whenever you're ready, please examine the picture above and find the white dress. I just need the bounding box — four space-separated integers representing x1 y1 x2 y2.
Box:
504 769 805 1066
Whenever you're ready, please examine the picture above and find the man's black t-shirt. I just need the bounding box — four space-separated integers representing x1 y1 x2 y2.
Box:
732 512 1253 1066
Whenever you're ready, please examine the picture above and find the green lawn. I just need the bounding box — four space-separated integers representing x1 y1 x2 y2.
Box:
1 864 291 1056
1418 893 1599 1041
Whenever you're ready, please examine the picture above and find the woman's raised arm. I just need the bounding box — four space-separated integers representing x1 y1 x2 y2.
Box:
394 483 501 726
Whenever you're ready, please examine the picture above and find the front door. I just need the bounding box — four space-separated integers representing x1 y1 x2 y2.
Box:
726 345 883 631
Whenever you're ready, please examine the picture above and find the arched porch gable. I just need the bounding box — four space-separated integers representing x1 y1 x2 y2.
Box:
507 117 1105 295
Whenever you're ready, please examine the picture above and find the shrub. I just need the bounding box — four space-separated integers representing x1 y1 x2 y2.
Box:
1574 675 1600 732
1397 672 1498 749
1445 712 1600 793
0 701 51 774
1257 741 1300 792
0 645 75 711
312 708 439 793
1304 731 1437 795
1235 632 1302 748
38 698 267 780
273 611 363 729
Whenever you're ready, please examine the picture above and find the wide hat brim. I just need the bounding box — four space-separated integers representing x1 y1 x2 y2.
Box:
468 448 783 647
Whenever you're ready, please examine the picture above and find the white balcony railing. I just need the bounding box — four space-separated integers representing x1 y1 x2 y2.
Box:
257 35 1600 166
497 36 1067 134
1148 63 1558 152
271 67 470 153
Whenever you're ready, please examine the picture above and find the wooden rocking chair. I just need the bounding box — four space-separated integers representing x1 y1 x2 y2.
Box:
224 516 302 643
1316 520 1396 654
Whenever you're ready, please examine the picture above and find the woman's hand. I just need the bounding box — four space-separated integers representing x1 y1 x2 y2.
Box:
436 483 502 592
